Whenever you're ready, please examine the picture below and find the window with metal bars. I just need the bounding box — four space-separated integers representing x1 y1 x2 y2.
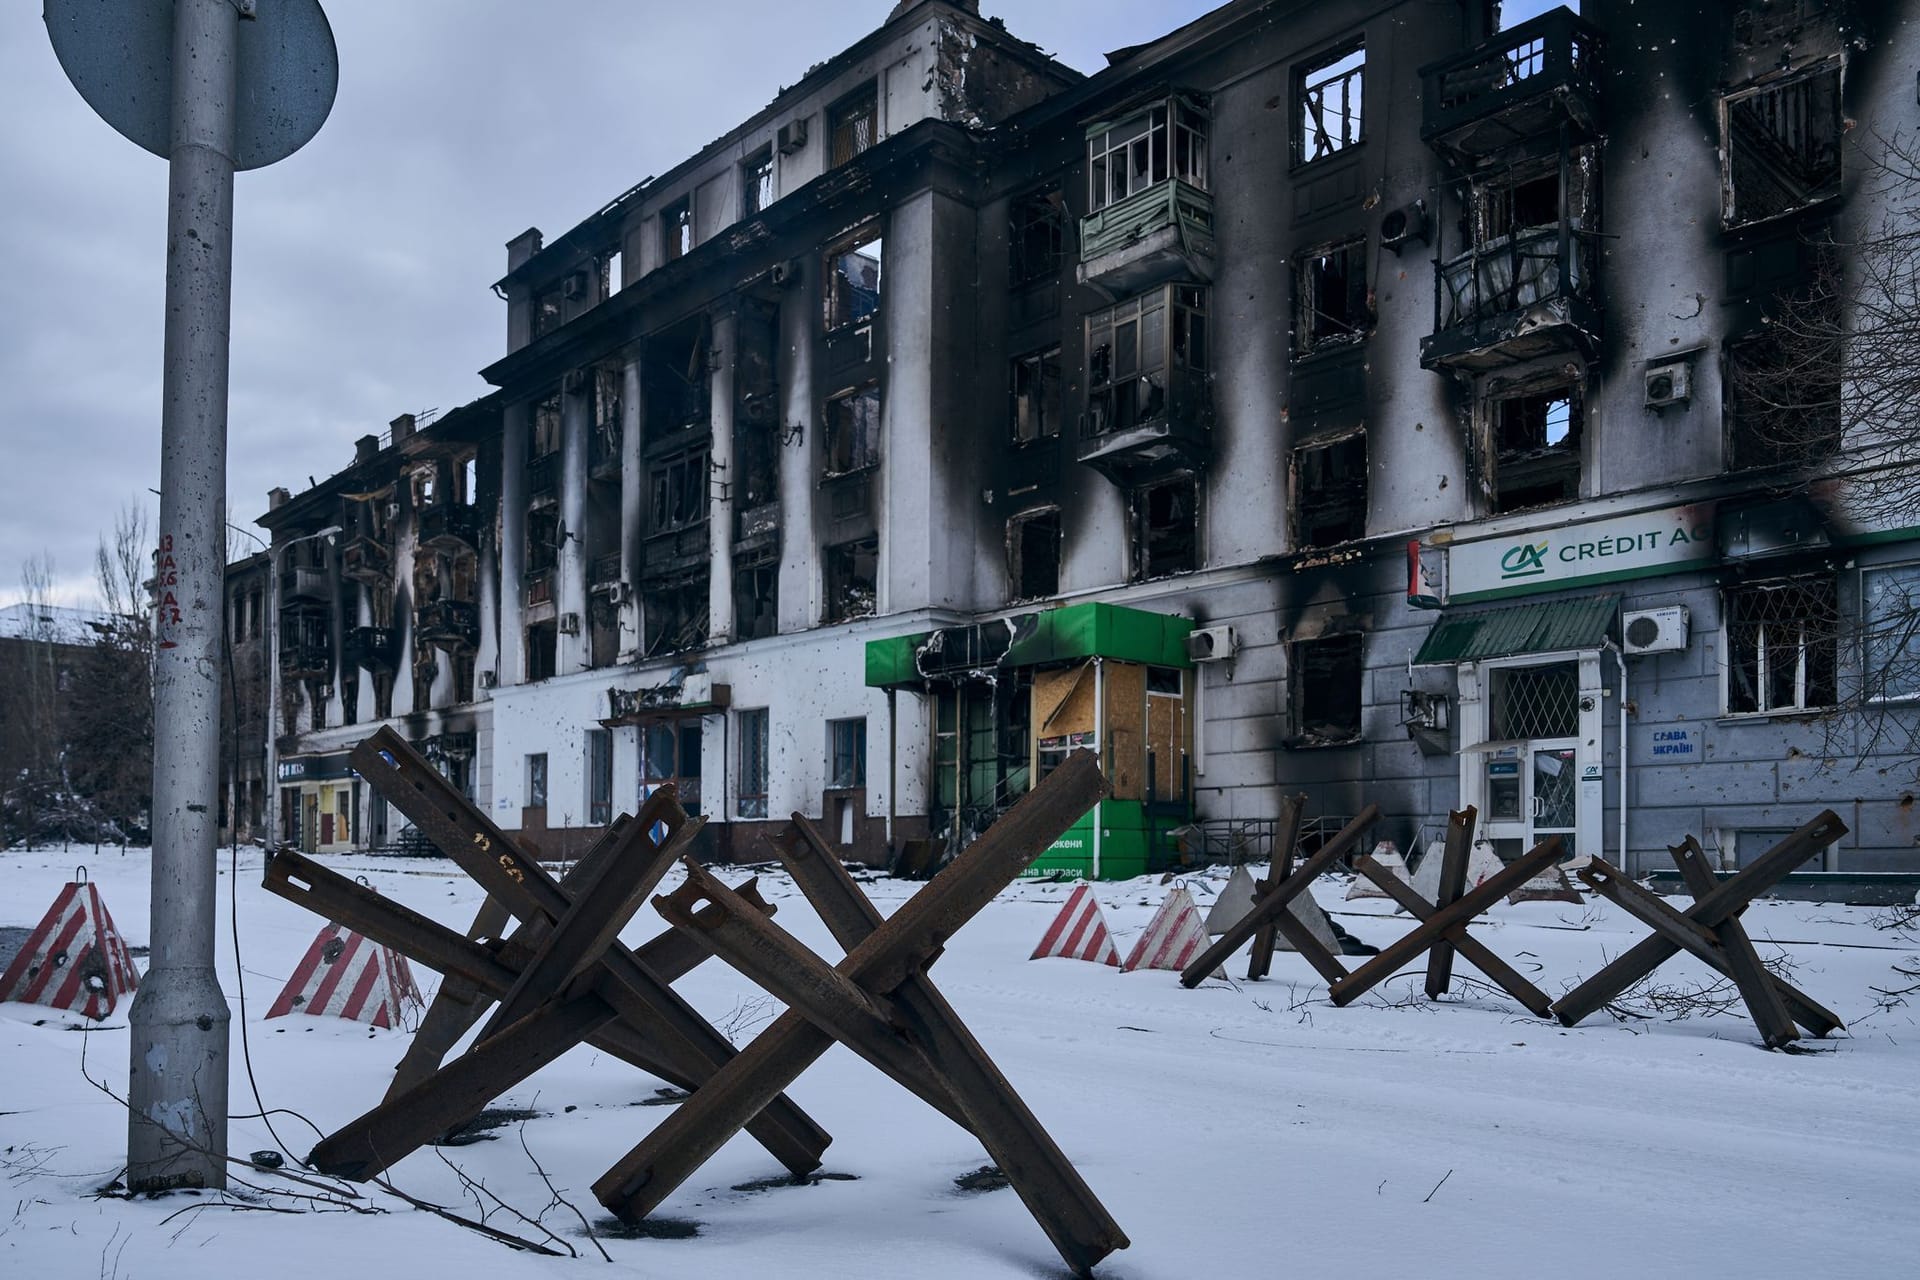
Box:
737 708 769 818
1726 577 1838 713
829 84 877 167
1488 661 1580 740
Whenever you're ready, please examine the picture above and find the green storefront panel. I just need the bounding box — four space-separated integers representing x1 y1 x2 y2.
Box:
1024 800 1187 881
864 632 930 688
1004 601 1194 670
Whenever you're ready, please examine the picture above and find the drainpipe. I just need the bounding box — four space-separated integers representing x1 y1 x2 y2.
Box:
886 687 897 857
1603 638 1628 872
1091 657 1105 880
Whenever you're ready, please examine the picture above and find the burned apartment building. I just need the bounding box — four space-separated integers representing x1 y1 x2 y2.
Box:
267 0 1920 891
216 550 270 846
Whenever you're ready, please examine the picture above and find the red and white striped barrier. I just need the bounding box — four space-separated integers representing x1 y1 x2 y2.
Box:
1122 887 1217 975
267 923 423 1029
1030 883 1120 966
0 874 139 1021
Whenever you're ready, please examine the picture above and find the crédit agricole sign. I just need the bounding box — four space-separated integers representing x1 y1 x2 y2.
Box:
1448 502 1716 602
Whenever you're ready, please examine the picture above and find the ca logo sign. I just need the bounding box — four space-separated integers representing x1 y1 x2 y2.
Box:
1500 541 1549 578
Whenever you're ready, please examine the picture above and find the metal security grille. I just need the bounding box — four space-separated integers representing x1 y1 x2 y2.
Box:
1727 577 1838 713
1489 660 1580 739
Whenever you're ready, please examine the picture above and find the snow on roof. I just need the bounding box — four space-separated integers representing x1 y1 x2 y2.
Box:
0 602 115 646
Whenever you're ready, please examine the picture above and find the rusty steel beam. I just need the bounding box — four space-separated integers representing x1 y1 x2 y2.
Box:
1670 837 1797 1049
1245 794 1308 982
774 815 1130 1272
1550 811 1847 1028
1423 807 1478 999
389 895 514 1100
593 750 1110 1248
1328 837 1563 1008
1181 805 1380 989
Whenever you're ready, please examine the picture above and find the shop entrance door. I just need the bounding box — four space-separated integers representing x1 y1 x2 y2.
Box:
1479 660 1584 862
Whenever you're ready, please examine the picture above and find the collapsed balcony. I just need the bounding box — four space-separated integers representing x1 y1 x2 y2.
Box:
417 503 481 552
1077 284 1213 482
1420 7 1602 166
340 533 391 585
1421 223 1599 372
343 624 400 674
417 599 479 651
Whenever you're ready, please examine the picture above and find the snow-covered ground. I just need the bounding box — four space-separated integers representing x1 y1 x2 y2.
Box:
4 843 1918 1278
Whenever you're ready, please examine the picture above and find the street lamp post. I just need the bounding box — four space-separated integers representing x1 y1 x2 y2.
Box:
265 525 340 854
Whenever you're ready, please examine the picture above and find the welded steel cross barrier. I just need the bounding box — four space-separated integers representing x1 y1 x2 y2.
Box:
261 726 829 1180
1551 811 1848 1047
593 749 1127 1278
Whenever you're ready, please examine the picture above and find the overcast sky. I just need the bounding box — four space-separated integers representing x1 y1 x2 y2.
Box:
0 0 1561 610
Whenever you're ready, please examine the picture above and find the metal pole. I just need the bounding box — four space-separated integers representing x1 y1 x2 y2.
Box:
127 0 239 1193
265 544 283 851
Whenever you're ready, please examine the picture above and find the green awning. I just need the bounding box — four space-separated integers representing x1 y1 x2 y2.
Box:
864 603 1193 689
1412 595 1617 665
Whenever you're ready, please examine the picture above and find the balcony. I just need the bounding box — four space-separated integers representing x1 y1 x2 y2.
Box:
1420 7 1602 166
1420 224 1600 372
418 503 481 552
278 604 331 678
343 625 399 673
1078 180 1215 295
1077 365 1212 484
525 567 553 608
527 451 559 501
340 533 391 585
284 566 330 603
416 599 479 651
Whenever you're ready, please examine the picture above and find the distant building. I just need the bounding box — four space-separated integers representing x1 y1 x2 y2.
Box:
264 0 1920 891
218 550 271 845
0 603 114 840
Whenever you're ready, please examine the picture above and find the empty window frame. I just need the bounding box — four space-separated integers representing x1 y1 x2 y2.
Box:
737 708 769 818
1295 239 1369 357
1297 41 1365 163
661 195 693 262
647 446 710 535
829 82 878 167
531 391 563 459
526 752 549 809
1009 185 1067 285
526 620 557 682
1726 576 1838 713
1722 61 1843 229
823 227 883 331
1007 507 1061 602
1862 563 1920 703
1489 383 1582 512
825 536 878 623
643 573 710 657
1724 326 1841 471
733 549 779 642
1011 346 1062 444
1086 285 1207 435
828 717 867 789
1293 429 1368 547
742 147 775 218
1087 98 1207 214
824 383 882 476
527 508 560 575
586 727 612 826
531 285 564 340
1132 475 1199 581
1290 632 1364 746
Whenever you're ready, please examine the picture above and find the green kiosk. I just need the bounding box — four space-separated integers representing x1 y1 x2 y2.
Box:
865 601 1194 880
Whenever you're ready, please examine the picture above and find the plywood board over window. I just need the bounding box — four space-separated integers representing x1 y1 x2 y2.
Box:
1034 662 1095 737
1103 660 1148 802
1146 666 1187 802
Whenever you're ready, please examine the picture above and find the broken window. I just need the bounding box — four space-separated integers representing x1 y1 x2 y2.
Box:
1011 346 1062 444
1490 383 1582 512
644 319 712 432
825 536 878 623
532 285 564 340
643 573 710 656
1862 563 1920 703
526 621 557 682
742 147 775 218
1132 475 1198 581
526 752 548 809
373 672 393 719
824 383 881 476
823 227 883 330
647 446 710 535
733 549 779 641
1295 238 1369 357
1723 61 1843 229
1293 429 1368 547
531 391 562 460
1478 168 1563 244
661 194 693 262
1009 185 1067 285
1087 285 1207 435
1726 576 1838 713
1088 98 1208 213
1008 507 1061 602
527 508 560 575
1297 41 1364 163
829 718 867 789
586 728 612 826
1725 323 1841 471
829 83 878 167
734 708 769 819
733 299 781 509
1290 633 1364 746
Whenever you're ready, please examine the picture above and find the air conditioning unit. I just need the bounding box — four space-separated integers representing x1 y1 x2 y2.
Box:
558 611 581 636
777 118 808 155
1379 199 1429 256
1186 624 1237 663
477 670 498 690
1622 605 1690 655
562 270 588 300
769 257 803 288
1644 360 1692 411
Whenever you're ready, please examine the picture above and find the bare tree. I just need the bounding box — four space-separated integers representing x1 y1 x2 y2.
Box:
66 504 155 841
3 553 63 841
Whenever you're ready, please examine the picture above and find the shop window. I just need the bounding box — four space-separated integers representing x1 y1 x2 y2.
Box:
1489 661 1580 740
586 728 612 826
825 536 878 623
829 718 867 789
1490 384 1581 512
1087 98 1208 212
1297 41 1364 163
661 194 693 262
829 83 878 167
526 620 557 682
823 227 883 331
1007 507 1061 602
733 549 779 642
742 147 775 218
1726 577 1838 714
1293 430 1368 548
737 708 769 818
1725 325 1841 471
526 752 548 810
1863 563 1920 703
1290 633 1363 746
1012 346 1062 444
1294 239 1369 357
1722 61 1842 229
1009 185 1067 285
824 384 882 476
642 722 702 815
648 446 710 535
1132 475 1198 581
